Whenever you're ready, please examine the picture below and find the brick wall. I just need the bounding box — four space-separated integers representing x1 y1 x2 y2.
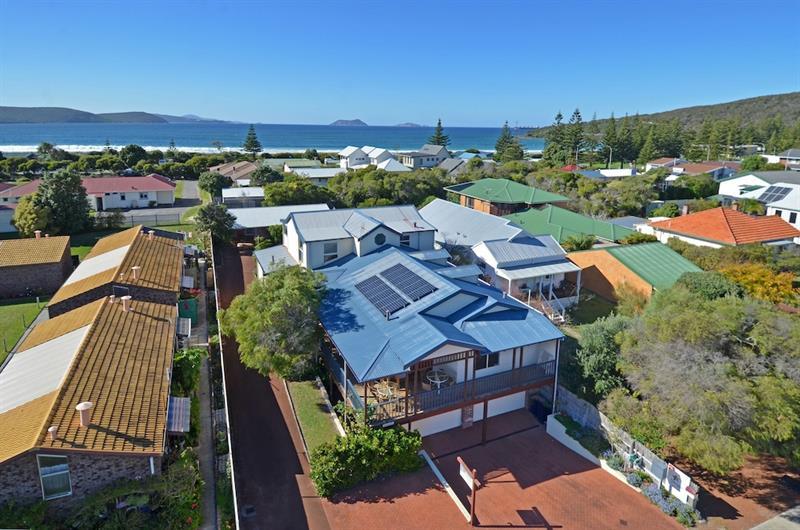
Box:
0 450 160 506
0 249 72 298
567 249 653 301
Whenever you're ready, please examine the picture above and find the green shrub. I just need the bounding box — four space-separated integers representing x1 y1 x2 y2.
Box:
310 425 422 497
172 347 206 397
554 414 611 456
0 501 49 529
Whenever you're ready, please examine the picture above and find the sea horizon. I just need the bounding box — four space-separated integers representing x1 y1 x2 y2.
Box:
0 122 545 154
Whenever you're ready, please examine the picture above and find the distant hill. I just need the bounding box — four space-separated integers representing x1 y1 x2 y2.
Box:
395 122 424 127
0 106 230 124
329 119 368 127
526 92 800 136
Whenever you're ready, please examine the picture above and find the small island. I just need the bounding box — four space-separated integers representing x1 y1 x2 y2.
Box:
395 122 424 128
329 119 368 127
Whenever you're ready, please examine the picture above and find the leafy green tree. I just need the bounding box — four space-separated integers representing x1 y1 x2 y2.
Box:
12 194 51 237
720 263 797 304
651 203 680 217
220 265 325 377
303 148 320 161
195 203 235 241
250 166 283 186
576 314 630 398
736 198 765 215
119 144 147 167
740 154 767 171
688 198 720 213
428 118 450 147
561 233 595 251
33 170 91 234
262 176 334 206
614 282 649 316
95 154 125 172
198 171 233 197
675 271 743 300
242 125 262 159
619 232 657 245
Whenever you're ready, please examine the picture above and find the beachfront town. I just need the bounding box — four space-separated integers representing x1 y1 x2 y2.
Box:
0 120 799 530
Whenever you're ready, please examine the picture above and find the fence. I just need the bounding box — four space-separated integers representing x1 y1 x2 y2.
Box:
556 386 699 507
96 212 183 227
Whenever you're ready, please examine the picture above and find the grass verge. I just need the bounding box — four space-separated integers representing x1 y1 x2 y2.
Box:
181 189 212 223
0 297 49 363
288 380 339 454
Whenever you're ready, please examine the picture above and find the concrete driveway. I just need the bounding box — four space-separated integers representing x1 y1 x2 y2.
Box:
116 180 201 222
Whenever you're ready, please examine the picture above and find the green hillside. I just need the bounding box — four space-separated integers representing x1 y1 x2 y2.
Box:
526 92 800 136
96 112 167 123
0 106 106 123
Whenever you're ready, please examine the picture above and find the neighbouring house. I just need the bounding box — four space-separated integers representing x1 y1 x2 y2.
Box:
256 205 437 274
567 242 701 301
376 158 411 172
0 203 15 233
208 161 260 186
221 186 264 208
338 146 401 170
608 215 648 231
291 167 345 186
282 159 322 172
775 148 800 169
717 170 800 199
437 158 468 177
504 204 636 244
0 234 72 298
576 168 637 181
761 184 800 234
640 206 800 249
445 178 570 216
420 197 522 249
0 182 14 192
0 296 178 505
646 158 739 181
645 157 686 171
47 226 184 317
338 146 369 169
228 204 330 239
318 245 563 437
0 174 176 214
399 144 450 169
362 146 393 166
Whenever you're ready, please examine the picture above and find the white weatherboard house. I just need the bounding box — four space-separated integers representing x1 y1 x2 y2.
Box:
291 167 345 186
399 144 450 169
221 187 265 208
338 146 369 169
254 204 564 438
228 204 331 238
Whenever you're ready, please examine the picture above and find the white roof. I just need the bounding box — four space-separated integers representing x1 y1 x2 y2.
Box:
289 206 434 243
254 245 298 273
361 145 378 155
420 198 523 246
763 183 800 210
368 148 389 159
222 187 265 199
598 168 635 178
63 244 130 286
377 158 411 172
292 168 345 179
0 326 90 414
236 179 252 187
495 260 580 281
339 146 363 157
229 204 331 229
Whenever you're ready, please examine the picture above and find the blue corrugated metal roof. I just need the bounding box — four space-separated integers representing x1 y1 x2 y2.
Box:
319 246 563 382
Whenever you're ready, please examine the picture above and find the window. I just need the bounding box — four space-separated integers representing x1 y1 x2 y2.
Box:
475 352 500 371
323 241 338 263
465 197 474 208
400 233 411 247
775 210 783 217
37 455 71 500
283 224 288 236
120 194 126 201
374 233 386 246
790 212 798 224
139 192 148 199
298 246 304 264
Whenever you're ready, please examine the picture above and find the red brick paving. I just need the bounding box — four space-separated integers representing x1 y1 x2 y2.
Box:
427 411 683 530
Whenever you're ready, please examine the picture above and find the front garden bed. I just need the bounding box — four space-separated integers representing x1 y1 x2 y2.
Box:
287 379 340 453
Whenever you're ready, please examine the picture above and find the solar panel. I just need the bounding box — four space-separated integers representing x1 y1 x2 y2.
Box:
381 263 437 301
355 276 409 316
759 186 791 203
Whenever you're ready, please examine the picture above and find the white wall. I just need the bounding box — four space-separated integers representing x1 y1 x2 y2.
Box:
409 392 527 437
0 209 15 232
767 206 800 228
356 227 400 256
306 237 354 269
650 229 723 249
717 175 769 197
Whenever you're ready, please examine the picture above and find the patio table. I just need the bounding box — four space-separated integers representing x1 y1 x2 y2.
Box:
375 381 396 400
426 369 450 389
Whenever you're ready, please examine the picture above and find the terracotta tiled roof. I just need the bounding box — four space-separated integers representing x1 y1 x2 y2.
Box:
649 207 800 245
0 236 70 267
48 227 182 307
38 298 175 454
0 391 59 463
0 182 14 192
0 179 41 198
17 299 104 352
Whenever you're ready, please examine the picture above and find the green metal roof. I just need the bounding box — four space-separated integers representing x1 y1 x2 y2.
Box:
445 178 569 205
606 243 701 291
504 205 635 243
262 158 321 170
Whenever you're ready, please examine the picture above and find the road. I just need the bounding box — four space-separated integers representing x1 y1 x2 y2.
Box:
119 180 201 222
214 242 329 530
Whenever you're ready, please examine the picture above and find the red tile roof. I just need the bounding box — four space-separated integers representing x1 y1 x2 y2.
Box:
0 182 14 192
649 207 800 245
0 174 174 199
676 161 740 175
648 157 679 165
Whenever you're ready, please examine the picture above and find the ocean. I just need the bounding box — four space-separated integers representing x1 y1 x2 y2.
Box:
0 123 545 154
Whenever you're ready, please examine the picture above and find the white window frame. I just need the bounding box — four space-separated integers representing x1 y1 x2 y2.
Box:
323 241 338 263
37 454 72 500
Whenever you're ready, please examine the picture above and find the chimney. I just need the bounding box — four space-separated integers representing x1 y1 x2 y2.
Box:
76 402 93 427
147 230 155 241
45 233 50 238
681 204 689 216
131 265 141 280
47 425 58 441
121 295 132 312
34 230 41 239
731 202 739 211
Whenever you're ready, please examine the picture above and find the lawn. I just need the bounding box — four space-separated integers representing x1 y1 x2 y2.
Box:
180 188 211 223
566 292 616 327
288 380 339 453
0 297 48 363
175 180 186 199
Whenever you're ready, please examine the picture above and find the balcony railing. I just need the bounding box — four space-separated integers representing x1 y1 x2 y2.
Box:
368 359 556 423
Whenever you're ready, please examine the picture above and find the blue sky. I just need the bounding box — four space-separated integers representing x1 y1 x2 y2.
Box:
0 0 798 127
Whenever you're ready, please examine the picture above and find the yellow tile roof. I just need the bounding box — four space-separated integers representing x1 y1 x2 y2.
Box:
0 236 70 267
0 297 176 462
48 227 183 307
38 298 176 454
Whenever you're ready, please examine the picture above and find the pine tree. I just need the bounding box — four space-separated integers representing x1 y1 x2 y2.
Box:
542 112 566 166
242 125 263 159
638 129 657 166
495 121 514 160
565 108 584 165
603 114 617 168
428 119 450 146
585 113 600 164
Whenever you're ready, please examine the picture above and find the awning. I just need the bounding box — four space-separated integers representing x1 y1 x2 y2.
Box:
167 396 191 434
181 275 195 288
177 317 192 337
496 260 580 281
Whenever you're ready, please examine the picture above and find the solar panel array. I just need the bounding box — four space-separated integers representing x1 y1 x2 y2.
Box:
759 186 792 203
381 263 438 301
355 276 409 316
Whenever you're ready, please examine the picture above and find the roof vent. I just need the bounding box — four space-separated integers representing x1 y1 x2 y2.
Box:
47 425 58 441
34 230 41 239
121 295 132 312
76 402 93 427
131 265 141 280
147 230 155 241
45 233 50 238
109 294 116 304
